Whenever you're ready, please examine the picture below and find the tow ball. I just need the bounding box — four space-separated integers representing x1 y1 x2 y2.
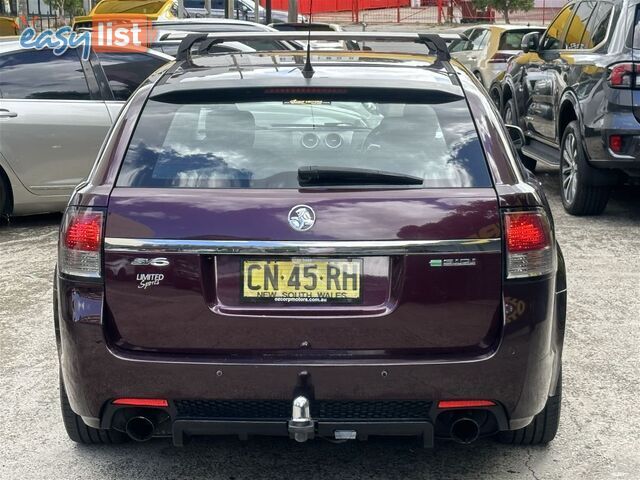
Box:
287 396 315 443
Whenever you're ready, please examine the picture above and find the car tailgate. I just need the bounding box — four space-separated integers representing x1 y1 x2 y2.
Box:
103 187 503 360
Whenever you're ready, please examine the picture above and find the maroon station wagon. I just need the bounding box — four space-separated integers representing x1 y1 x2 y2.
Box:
54 32 567 448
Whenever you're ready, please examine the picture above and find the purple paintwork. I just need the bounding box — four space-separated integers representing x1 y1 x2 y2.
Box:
103 188 502 356
55 56 566 444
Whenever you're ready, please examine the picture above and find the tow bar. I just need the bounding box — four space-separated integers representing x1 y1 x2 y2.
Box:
288 396 315 442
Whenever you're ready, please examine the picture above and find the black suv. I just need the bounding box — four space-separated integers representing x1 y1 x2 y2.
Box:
490 0 640 215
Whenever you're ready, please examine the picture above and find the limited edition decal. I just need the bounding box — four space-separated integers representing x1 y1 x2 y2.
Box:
136 273 164 289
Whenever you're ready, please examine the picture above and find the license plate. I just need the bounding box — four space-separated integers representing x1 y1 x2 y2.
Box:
241 258 362 304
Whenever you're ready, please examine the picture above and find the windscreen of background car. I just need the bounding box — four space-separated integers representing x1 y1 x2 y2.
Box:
116 92 492 189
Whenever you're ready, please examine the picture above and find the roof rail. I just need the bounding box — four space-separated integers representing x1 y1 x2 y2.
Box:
173 31 464 63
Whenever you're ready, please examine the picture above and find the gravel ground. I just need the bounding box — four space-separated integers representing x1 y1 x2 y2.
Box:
1 171 639 479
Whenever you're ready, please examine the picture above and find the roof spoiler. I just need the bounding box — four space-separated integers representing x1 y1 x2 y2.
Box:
173 31 464 63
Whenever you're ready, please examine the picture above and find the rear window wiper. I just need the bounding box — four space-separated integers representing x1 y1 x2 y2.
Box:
298 166 423 186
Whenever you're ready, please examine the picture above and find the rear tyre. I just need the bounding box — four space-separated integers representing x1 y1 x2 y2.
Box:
489 88 501 110
473 71 484 87
560 121 611 215
60 377 127 444
497 371 562 445
503 99 536 172
0 171 8 216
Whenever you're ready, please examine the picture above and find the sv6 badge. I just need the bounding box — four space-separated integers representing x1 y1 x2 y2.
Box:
131 257 170 267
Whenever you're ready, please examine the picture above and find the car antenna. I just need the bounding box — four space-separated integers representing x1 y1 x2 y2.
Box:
301 0 314 79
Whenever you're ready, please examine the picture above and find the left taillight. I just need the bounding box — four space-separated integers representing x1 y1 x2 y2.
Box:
59 207 104 278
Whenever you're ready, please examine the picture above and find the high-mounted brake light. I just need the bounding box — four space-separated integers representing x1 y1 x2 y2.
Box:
438 400 496 409
608 62 640 88
264 87 348 94
59 207 104 278
504 210 555 279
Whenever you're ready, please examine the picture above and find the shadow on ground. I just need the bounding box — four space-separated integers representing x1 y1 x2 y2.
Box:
67 435 542 479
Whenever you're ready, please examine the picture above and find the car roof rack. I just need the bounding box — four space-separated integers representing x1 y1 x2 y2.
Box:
173 31 464 64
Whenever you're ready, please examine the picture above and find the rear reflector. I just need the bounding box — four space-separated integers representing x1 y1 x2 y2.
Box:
59 207 104 278
609 135 623 154
504 210 555 279
438 400 496 409
112 398 169 408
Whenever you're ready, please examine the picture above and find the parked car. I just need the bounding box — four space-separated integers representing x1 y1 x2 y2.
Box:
55 31 566 449
184 0 300 24
448 24 545 88
269 22 360 50
0 43 171 216
151 18 299 55
0 16 19 36
490 0 640 215
73 0 181 30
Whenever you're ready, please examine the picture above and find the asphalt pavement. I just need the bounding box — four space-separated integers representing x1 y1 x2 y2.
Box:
1 168 639 479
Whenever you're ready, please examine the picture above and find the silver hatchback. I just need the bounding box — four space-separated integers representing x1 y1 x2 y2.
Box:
0 42 171 216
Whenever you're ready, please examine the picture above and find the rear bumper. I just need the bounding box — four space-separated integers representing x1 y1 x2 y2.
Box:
479 64 506 88
585 105 640 173
101 398 510 446
56 273 564 437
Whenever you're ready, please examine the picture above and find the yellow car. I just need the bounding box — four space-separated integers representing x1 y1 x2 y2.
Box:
73 0 179 30
449 24 545 88
0 16 20 36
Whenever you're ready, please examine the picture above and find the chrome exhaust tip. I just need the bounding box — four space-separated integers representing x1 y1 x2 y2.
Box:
288 396 315 443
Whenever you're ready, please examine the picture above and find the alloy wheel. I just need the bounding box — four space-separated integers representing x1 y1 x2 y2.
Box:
562 132 579 205
504 104 513 124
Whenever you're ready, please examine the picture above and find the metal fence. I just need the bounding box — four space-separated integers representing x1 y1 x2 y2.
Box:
317 6 563 25
13 1 567 32
275 0 567 25
21 14 74 30
311 6 564 24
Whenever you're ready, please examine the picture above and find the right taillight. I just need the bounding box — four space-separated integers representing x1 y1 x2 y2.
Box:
59 207 104 278
504 210 556 279
608 62 640 88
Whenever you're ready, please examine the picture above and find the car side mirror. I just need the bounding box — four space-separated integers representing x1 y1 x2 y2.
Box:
506 124 525 150
521 32 540 53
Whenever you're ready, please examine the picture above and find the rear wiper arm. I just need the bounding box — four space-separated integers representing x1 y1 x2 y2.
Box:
298 166 423 186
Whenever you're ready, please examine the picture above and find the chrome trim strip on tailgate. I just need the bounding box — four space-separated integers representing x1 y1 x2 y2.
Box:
104 238 501 256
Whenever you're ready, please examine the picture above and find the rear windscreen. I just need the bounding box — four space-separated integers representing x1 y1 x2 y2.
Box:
116 91 492 189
